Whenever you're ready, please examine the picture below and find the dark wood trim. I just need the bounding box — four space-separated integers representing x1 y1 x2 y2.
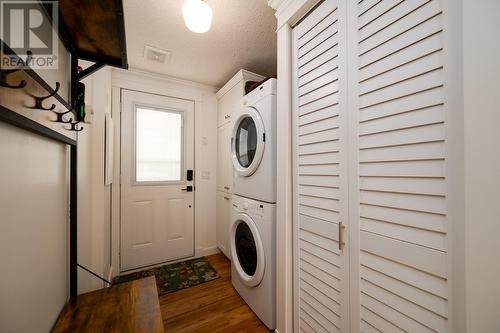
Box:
49 0 128 70
71 55 78 107
78 62 106 81
0 105 76 146
70 145 78 299
40 2 78 56
115 0 129 70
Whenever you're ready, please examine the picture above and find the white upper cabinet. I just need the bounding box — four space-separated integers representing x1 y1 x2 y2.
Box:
216 70 265 128
217 83 239 128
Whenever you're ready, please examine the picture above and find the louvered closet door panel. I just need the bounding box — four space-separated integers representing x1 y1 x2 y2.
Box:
352 1 450 332
292 1 349 332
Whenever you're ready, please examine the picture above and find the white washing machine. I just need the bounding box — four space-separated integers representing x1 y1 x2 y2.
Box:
231 79 277 203
230 195 276 330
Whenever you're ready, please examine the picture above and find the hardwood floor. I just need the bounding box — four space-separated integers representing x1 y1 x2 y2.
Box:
159 253 272 333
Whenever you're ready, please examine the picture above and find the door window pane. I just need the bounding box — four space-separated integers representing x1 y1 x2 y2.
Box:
235 116 257 168
135 107 183 182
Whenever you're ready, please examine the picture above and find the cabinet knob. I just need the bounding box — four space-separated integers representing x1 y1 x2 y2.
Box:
223 196 230 200
224 114 230 119
224 186 230 190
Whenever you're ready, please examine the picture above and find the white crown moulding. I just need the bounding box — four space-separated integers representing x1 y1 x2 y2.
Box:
267 0 284 10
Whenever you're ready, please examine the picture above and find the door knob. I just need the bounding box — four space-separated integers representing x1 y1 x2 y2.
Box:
181 186 193 192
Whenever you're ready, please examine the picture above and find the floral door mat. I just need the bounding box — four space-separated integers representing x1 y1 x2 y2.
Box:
113 257 220 295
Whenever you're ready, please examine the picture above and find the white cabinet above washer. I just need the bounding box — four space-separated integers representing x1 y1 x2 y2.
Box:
216 70 264 128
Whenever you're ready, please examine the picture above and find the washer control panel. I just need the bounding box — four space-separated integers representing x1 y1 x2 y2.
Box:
233 198 264 218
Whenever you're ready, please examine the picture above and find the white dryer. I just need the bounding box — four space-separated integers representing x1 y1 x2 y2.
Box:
231 79 277 203
230 195 276 330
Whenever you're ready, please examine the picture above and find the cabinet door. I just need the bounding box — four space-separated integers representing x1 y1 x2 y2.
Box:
218 81 243 128
216 126 225 191
218 95 232 127
216 191 232 259
349 1 451 332
217 123 233 193
292 1 350 332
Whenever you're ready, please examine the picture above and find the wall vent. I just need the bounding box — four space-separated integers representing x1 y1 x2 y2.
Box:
143 45 171 64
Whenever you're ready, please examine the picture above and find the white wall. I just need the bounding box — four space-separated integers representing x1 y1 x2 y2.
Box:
77 88 94 293
77 65 113 293
463 0 500 331
0 122 68 332
89 68 113 287
111 69 219 274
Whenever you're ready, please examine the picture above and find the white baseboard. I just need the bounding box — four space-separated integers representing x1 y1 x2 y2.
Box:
106 266 113 288
117 247 221 275
195 245 220 258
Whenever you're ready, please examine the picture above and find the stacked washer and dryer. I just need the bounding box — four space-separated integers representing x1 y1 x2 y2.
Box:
230 78 277 330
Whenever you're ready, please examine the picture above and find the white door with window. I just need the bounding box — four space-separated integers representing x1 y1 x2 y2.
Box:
121 90 195 271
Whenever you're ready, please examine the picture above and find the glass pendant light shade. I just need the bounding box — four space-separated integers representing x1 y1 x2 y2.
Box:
182 0 213 34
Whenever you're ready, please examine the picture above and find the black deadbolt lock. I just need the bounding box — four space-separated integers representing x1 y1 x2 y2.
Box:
187 169 193 181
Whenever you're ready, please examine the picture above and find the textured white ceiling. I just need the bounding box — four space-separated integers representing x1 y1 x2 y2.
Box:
123 0 277 87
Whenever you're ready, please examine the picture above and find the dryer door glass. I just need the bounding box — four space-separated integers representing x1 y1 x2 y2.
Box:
235 221 257 276
235 116 257 168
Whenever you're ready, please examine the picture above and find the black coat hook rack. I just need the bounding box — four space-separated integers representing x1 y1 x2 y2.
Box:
67 120 83 132
33 81 60 111
0 69 27 89
52 110 73 124
0 51 32 89
24 51 33 66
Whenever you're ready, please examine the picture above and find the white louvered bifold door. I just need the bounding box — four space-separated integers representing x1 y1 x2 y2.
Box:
292 1 350 332
348 0 451 332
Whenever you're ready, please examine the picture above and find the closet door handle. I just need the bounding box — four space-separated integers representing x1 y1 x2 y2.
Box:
223 196 230 200
339 222 346 252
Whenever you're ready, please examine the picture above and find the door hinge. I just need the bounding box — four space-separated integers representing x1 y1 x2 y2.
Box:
339 222 346 253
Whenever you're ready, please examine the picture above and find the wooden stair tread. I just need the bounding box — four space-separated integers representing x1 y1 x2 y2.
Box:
52 276 163 333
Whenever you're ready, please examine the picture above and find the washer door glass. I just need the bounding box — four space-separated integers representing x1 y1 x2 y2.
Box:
235 221 257 276
235 116 257 168
231 107 265 177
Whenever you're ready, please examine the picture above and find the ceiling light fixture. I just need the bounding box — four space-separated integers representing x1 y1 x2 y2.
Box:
182 0 213 34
